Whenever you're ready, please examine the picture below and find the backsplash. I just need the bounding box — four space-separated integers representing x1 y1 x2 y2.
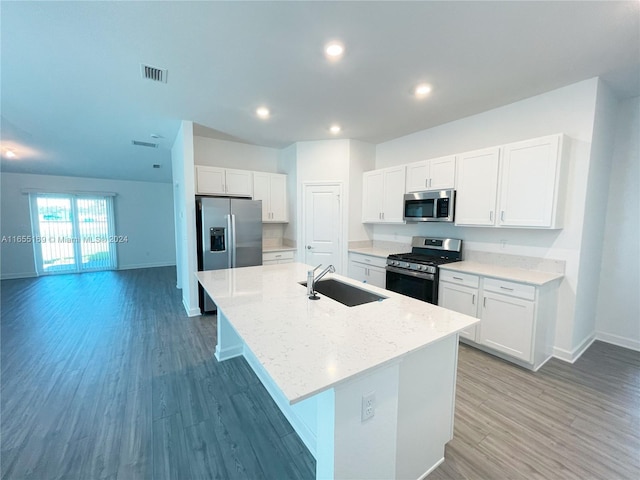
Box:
464 250 566 274
263 224 284 248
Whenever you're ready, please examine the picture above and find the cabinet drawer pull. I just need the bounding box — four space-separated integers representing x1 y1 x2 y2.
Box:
500 286 514 291
453 276 463 281
275 255 282 258
364 258 371 262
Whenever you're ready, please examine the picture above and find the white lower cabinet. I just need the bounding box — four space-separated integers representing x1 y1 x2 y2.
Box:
262 250 295 265
439 269 557 370
348 253 386 289
438 281 479 341
479 291 534 361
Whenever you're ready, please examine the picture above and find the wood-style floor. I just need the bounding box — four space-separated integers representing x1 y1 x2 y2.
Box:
1 267 638 480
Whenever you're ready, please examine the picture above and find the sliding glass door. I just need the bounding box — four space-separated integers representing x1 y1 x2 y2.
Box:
31 194 117 274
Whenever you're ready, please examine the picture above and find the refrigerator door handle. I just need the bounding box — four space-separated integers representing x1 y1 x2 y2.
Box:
226 214 233 267
231 214 237 268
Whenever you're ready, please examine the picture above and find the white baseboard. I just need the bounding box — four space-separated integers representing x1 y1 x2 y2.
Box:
118 262 176 270
552 333 596 363
596 331 640 352
1 272 37 280
182 297 201 317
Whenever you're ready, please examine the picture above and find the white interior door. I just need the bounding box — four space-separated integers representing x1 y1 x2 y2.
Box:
303 184 342 272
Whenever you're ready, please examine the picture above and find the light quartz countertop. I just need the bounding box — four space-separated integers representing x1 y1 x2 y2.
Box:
348 246 408 258
440 261 564 286
196 263 478 404
262 246 297 253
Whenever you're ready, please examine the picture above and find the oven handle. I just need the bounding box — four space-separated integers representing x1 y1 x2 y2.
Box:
386 265 435 281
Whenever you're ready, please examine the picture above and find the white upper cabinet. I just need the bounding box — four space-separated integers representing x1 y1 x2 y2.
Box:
498 135 566 228
455 147 501 226
195 166 253 197
363 166 406 223
362 170 384 222
253 172 288 222
405 155 456 193
455 134 567 229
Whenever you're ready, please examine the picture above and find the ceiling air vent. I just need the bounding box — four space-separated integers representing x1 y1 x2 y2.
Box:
152 164 161 169
140 64 168 83
132 140 158 148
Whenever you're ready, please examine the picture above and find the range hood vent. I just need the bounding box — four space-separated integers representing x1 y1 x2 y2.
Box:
140 64 168 83
132 140 158 148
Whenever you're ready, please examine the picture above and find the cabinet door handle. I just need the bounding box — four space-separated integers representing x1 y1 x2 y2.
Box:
500 286 514 291
472 294 476 305
425 179 428 187
429 178 432 188
483 297 487 307
501 211 505 221
489 211 493 221
382 212 385 220
453 276 463 281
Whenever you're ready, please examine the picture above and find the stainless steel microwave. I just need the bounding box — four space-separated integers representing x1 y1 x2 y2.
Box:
403 189 455 222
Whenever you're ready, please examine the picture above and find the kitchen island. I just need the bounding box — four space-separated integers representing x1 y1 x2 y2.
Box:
196 263 478 480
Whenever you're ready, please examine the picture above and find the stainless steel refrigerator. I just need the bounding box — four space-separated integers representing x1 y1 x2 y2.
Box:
196 196 262 313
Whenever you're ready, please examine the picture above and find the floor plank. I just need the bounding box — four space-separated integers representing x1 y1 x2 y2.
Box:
2 267 638 479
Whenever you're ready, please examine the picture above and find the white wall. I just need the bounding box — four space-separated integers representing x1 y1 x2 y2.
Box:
373 78 601 358
596 96 640 350
295 140 351 272
194 136 279 172
348 140 376 242
573 80 619 349
0 172 175 279
171 121 199 316
278 143 298 247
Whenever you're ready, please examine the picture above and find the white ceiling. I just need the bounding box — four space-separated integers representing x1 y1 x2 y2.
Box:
2 1 639 183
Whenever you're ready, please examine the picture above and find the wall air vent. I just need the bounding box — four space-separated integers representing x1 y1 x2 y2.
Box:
132 140 158 148
140 64 168 83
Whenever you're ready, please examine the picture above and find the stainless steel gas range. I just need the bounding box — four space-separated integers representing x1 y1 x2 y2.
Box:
386 237 462 304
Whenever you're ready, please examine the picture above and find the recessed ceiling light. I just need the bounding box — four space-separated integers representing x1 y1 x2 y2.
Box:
414 83 432 97
325 42 344 59
5 150 16 158
329 124 341 134
256 107 270 119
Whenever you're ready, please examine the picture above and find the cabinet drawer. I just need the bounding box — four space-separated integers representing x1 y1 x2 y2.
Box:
349 253 387 269
263 250 294 262
483 277 535 301
439 270 480 288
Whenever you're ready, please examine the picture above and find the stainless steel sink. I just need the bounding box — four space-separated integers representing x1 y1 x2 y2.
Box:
299 278 387 307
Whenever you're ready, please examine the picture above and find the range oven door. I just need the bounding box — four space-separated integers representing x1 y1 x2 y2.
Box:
386 266 438 304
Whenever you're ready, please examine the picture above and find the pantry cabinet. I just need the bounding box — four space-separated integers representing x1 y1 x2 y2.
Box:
405 155 456 193
455 134 567 229
362 166 406 223
195 166 253 197
253 172 288 222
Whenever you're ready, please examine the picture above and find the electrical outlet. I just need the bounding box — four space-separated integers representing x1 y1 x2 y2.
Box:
361 391 376 421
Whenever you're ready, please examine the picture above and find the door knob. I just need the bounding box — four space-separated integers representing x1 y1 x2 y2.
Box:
307 245 312 250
